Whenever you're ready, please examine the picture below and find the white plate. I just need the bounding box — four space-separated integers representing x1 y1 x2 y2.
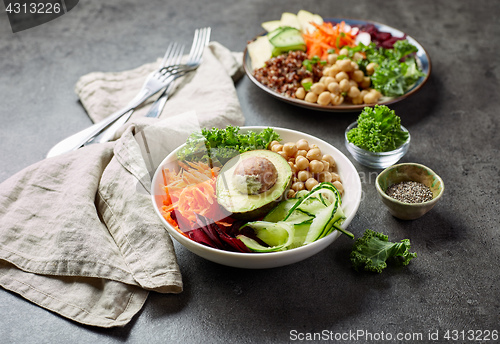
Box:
151 127 362 269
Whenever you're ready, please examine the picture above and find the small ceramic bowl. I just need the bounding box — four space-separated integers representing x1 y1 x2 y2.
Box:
345 121 410 169
375 163 444 220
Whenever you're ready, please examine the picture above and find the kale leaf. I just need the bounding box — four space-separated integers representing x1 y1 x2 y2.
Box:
347 39 425 97
176 126 281 166
350 229 417 273
346 105 409 152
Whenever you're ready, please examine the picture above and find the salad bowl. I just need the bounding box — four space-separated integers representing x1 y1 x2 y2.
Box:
151 127 362 269
244 17 431 112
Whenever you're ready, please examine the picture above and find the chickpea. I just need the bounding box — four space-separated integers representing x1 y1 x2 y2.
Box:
337 59 353 72
330 172 341 182
322 160 330 172
296 139 309 151
351 61 359 70
297 170 310 182
327 53 338 65
296 149 307 157
317 91 331 106
309 143 319 150
328 64 341 77
348 79 358 88
330 93 344 106
339 48 349 56
304 92 318 103
283 142 298 157
268 140 280 150
353 52 364 62
286 189 296 199
292 181 305 192
363 90 380 104
288 161 297 174
301 77 313 86
309 160 324 173
271 144 283 152
305 178 319 191
322 154 335 166
351 70 364 83
277 150 288 159
347 86 361 99
366 62 378 75
327 81 341 95
360 76 371 89
318 171 333 183
295 155 309 170
335 71 349 82
322 76 336 86
295 87 306 100
332 181 344 194
306 148 322 161
310 82 326 95
351 94 364 105
339 79 350 93
359 89 369 99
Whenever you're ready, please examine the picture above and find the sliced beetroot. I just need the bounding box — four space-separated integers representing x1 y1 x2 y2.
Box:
358 23 407 49
188 214 251 253
188 228 218 248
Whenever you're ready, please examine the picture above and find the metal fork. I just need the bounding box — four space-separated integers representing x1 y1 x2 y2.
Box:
46 43 184 158
144 27 211 118
89 43 185 144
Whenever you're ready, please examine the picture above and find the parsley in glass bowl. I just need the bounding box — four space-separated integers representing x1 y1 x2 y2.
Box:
344 105 410 169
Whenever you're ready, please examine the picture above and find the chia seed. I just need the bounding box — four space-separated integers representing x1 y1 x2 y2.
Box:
386 181 433 203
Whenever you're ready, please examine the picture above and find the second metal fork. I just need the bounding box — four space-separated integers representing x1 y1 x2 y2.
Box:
144 27 211 119
88 43 185 144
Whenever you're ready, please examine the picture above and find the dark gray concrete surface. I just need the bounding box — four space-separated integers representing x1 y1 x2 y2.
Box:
1 0 499 343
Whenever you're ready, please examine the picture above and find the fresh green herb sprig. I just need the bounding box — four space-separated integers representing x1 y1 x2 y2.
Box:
176 126 281 166
302 56 326 72
347 105 409 152
350 229 417 273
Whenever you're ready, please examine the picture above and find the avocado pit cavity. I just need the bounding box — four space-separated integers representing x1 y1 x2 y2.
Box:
233 156 278 195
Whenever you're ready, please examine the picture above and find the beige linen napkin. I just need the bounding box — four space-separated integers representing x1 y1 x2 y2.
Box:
0 42 245 327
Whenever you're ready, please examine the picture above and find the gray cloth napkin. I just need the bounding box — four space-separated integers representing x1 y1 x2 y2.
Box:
0 42 245 327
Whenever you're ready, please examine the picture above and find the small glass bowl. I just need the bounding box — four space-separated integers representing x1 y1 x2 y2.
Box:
344 121 410 169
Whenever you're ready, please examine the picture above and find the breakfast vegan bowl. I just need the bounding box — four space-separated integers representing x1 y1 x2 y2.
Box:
244 10 431 111
151 126 362 269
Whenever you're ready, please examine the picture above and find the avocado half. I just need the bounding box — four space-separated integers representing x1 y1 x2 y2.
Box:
216 150 293 220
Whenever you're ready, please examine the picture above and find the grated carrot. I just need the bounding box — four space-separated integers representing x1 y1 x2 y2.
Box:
160 160 225 232
302 21 357 59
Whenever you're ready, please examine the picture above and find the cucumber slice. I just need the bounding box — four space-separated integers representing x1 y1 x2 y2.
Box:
290 221 312 249
236 235 286 252
241 221 294 248
304 199 340 244
268 27 306 57
297 196 327 215
263 198 296 222
286 208 314 224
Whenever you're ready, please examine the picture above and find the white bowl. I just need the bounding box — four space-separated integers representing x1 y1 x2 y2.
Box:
151 126 362 269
